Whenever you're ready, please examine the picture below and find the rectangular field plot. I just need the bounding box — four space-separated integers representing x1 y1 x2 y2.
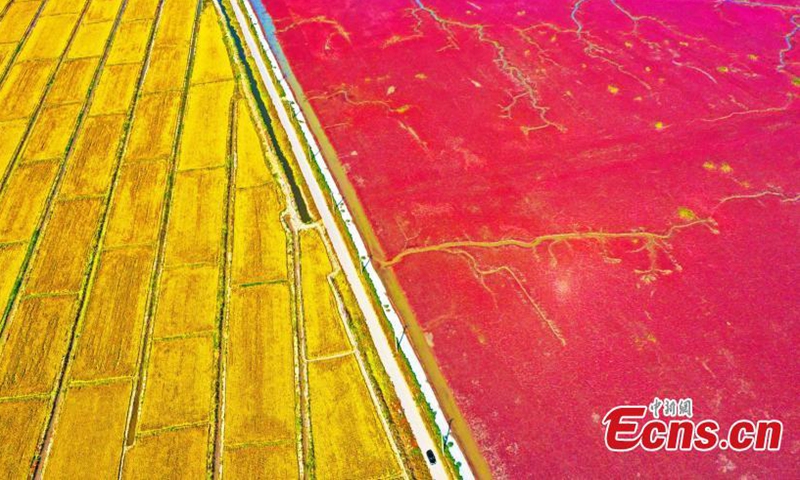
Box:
42 0 84 15
105 160 168 247
177 81 234 171
70 247 154 381
235 101 273 188
191 4 234 85
46 58 99 105
59 114 125 197
151 0 197 48
139 335 215 430
67 20 114 59
0 399 50 478
299 229 350 358
308 355 399 479
45 381 131 477
0 119 28 177
17 14 79 61
21 103 82 162
125 92 181 161
0 244 26 311
120 0 160 23
89 63 141 116
0 160 59 243
0 1 41 44
25 198 103 294
85 0 121 24
123 426 208 479
232 186 286 284
223 443 298 480
0 295 78 397
107 20 152 65
226 284 295 444
164 168 227 266
142 44 190 93
0 60 56 121
153 264 219 338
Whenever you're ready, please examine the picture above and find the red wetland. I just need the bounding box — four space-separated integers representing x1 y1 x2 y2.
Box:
260 0 799 476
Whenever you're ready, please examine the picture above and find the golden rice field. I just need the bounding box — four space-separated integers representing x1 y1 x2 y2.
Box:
0 0 427 477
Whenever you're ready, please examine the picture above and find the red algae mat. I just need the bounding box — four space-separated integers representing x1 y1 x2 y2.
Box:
260 0 799 476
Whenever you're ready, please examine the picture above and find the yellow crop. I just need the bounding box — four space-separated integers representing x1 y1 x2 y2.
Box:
0 61 56 121
226 284 296 444
153 264 219 338
85 0 122 24
0 119 27 173
107 20 152 65
224 444 299 479
164 169 227 265
192 4 234 85
25 199 103 294
121 0 160 23
139 335 216 430
233 186 287 284
89 63 141 115
68 20 115 59
0 1 40 44
42 0 84 16
235 100 273 188
0 244 25 310
47 58 100 105
142 44 190 93
71 247 154 381
0 399 50 478
0 295 78 396
308 355 399 478
46 381 132 477
0 161 59 243
60 115 126 196
300 229 351 358
153 0 197 47
105 160 168 247
123 426 209 478
125 92 181 161
21 103 82 161
178 80 235 170
18 14 79 61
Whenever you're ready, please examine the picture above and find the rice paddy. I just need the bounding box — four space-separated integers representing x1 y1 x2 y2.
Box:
0 0 425 477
